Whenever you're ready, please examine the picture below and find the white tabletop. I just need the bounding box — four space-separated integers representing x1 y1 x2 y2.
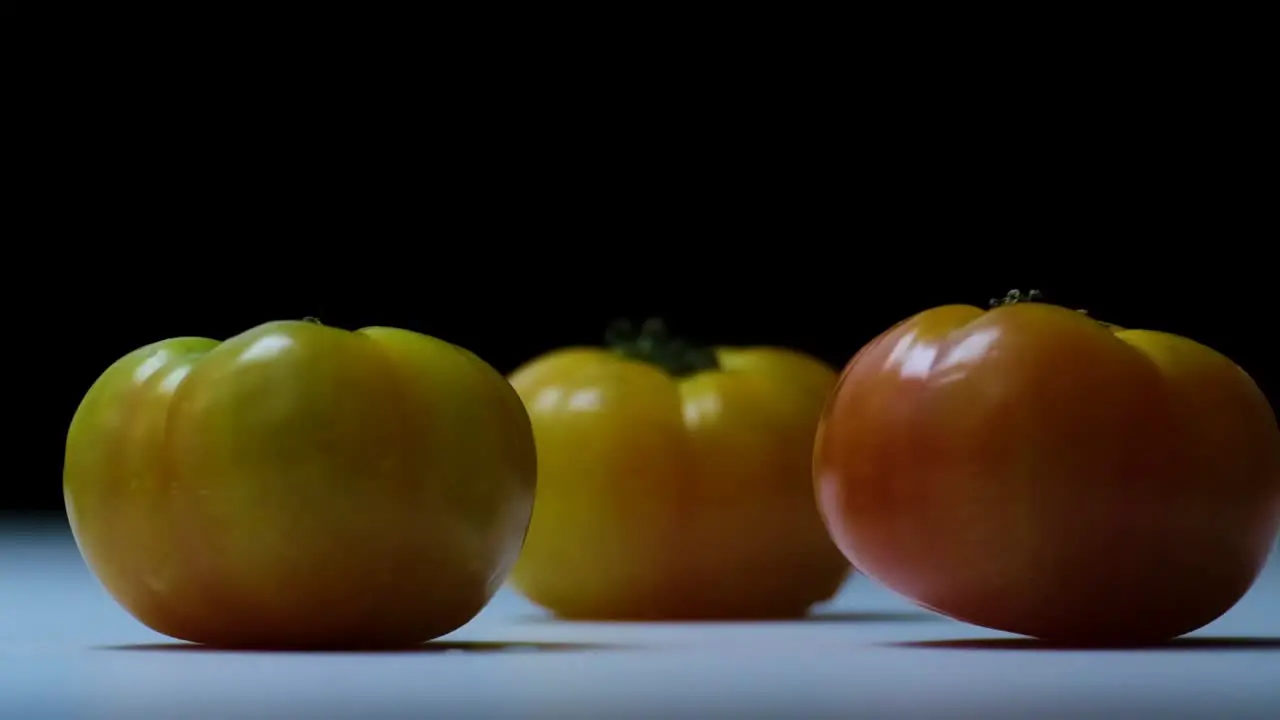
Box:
3 519 1277 719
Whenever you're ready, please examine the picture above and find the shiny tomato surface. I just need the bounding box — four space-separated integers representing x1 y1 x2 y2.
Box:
815 296 1280 643
508 321 851 620
64 320 536 649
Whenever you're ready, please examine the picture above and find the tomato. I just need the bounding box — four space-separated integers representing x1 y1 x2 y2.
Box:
507 320 851 620
63 320 536 649
814 290 1280 643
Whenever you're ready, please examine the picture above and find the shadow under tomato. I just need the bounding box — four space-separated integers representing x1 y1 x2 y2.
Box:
884 636 1280 652
515 610 943 624
802 610 946 623
95 640 621 654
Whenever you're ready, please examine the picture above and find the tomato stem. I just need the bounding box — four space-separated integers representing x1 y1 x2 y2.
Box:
988 289 1045 308
605 318 719 377
989 289 1119 330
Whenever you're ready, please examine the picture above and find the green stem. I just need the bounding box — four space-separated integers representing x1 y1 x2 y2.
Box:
988 289 1117 329
605 318 719 377
988 288 1045 308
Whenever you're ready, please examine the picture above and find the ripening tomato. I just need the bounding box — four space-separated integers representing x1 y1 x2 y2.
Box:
507 320 851 620
814 291 1280 644
64 320 536 649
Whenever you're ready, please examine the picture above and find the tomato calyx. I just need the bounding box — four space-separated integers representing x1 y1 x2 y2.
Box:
605 318 720 377
988 289 1120 331
988 288 1045 308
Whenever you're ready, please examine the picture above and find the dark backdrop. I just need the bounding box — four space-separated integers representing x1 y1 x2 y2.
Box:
8 59 1272 517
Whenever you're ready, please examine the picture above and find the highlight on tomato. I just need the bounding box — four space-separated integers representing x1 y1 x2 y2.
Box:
506 319 852 620
814 290 1280 644
64 319 537 649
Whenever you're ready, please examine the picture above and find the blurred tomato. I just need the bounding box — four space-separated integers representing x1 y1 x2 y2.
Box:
64 320 536 648
815 291 1280 643
508 320 850 619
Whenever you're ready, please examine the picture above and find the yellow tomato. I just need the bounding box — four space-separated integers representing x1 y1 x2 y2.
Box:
508 320 851 620
64 320 536 649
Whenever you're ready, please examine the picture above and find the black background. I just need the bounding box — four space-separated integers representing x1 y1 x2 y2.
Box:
7 52 1273 518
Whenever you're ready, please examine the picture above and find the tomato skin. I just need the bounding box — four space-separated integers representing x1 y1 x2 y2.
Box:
507 345 851 620
63 320 536 649
814 301 1280 643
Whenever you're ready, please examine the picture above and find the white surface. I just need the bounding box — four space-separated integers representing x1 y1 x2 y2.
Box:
3 520 1278 718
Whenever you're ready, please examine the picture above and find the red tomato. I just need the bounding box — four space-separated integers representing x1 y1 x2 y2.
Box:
814 292 1280 643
